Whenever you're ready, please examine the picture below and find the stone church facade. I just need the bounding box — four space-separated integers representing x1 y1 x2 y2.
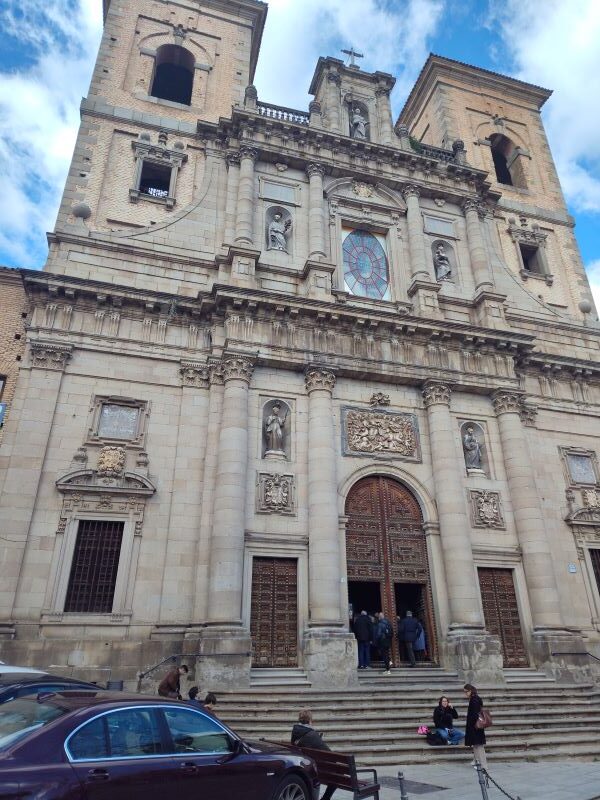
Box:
1 0 599 689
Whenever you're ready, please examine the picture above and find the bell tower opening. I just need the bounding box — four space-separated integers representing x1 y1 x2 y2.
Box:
150 44 195 106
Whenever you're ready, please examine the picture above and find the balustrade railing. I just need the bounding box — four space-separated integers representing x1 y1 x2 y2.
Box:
257 101 309 125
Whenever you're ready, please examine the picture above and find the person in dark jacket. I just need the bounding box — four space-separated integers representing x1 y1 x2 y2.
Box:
201 691 218 716
158 664 188 699
463 684 487 767
187 685 203 707
433 695 464 745
374 612 393 675
396 611 422 667
291 710 336 800
353 610 373 670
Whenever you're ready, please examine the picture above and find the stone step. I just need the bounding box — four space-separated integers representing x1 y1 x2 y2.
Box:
250 668 311 686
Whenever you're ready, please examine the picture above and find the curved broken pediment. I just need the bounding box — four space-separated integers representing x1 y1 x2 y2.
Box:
56 468 156 497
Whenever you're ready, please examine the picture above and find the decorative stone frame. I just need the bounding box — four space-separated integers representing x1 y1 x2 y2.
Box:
560 446 599 488
256 472 296 515
507 218 553 286
566 508 600 630
129 137 187 209
340 226 392 302
42 468 156 623
258 176 302 207
469 489 506 529
86 396 150 449
459 420 490 477
341 406 422 462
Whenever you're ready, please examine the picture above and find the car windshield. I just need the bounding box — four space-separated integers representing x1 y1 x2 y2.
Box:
0 696 70 750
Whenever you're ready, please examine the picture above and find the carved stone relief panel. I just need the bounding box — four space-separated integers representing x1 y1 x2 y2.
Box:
469 490 505 529
97 446 126 478
256 472 296 515
342 406 421 461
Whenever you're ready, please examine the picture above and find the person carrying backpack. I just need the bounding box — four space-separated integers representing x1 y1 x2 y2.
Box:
374 611 393 675
397 611 422 667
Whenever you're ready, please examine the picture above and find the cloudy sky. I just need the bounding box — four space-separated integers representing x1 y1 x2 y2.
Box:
0 0 598 307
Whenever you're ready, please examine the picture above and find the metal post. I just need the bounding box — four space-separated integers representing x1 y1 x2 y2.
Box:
397 771 409 800
475 762 490 800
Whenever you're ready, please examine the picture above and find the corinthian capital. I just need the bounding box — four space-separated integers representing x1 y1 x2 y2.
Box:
305 366 336 394
239 145 258 162
402 184 420 201
222 356 255 384
492 390 523 416
422 380 452 408
180 361 210 388
226 151 241 167
30 341 72 371
306 162 325 179
462 198 485 218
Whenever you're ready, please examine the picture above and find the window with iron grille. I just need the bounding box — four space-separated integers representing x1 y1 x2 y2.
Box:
64 520 124 613
591 549 600 596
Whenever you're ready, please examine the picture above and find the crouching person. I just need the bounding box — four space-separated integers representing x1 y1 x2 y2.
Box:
433 696 465 745
291 710 336 800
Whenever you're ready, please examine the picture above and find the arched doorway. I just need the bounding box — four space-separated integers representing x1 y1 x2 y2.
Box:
345 476 437 664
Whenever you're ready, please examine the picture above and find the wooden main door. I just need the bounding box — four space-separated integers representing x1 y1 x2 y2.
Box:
478 567 528 667
345 476 437 663
250 557 298 668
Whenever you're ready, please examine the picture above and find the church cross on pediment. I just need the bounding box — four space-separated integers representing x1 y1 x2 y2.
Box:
342 47 364 68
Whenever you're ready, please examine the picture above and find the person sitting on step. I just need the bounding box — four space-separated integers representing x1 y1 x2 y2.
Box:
433 695 465 745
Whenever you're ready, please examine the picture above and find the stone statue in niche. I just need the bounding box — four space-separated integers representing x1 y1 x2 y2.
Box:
267 212 292 252
463 425 484 470
264 400 290 459
350 106 367 139
433 242 452 281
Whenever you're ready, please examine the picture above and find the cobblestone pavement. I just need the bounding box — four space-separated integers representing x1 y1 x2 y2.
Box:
363 761 600 800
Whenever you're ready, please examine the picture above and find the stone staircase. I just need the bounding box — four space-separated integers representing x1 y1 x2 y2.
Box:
215 667 600 764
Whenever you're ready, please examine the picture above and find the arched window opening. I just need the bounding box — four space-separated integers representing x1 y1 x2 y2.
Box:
489 133 527 189
150 45 194 106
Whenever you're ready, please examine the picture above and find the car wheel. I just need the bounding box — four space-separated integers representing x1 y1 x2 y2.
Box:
272 774 310 800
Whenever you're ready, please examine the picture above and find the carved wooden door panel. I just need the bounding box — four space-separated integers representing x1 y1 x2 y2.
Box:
478 567 528 667
251 557 298 668
345 477 435 663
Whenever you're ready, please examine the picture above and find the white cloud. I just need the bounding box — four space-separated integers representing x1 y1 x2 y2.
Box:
0 0 102 267
254 0 445 112
488 0 600 214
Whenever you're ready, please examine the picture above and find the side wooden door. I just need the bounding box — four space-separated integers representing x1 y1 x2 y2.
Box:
250 557 298 667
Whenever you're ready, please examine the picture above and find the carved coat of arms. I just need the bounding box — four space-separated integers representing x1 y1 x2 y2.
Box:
97 446 126 478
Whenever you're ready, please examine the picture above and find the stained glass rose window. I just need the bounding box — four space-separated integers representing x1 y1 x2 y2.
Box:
342 229 390 300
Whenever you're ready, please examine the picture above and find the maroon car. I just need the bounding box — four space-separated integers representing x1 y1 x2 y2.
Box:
0 691 318 800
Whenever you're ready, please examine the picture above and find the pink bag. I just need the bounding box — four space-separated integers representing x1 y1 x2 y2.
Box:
417 725 429 735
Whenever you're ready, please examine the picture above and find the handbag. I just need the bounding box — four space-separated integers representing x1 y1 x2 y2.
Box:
417 725 429 735
475 709 493 729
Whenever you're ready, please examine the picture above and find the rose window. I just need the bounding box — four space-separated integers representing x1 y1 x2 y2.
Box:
342 229 390 299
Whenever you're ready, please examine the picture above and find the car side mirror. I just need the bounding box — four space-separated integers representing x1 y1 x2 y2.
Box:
217 736 244 764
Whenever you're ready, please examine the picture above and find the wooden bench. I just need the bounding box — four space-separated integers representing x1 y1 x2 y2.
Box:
270 741 380 800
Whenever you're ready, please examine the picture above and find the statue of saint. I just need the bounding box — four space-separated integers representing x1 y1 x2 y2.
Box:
463 426 483 469
350 106 367 140
265 402 287 453
268 213 292 252
434 243 452 281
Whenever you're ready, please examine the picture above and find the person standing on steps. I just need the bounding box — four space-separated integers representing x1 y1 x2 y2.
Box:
353 610 373 670
291 709 336 800
374 611 393 675
397 610 422 667
157 663 188 699
463 683 487 767
433 695 465 745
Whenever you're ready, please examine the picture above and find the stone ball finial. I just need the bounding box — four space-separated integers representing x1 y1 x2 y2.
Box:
71 202 91 220
173 140 185 150
579 299 592 315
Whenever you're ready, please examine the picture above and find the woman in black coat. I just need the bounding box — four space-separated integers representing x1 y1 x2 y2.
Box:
433 695 464 745
463 684 487 767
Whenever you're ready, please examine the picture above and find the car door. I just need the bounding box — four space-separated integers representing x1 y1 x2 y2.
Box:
159 706 282 800
67 707 174 800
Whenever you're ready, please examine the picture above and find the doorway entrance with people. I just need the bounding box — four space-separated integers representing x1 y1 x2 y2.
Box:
345 476 437 666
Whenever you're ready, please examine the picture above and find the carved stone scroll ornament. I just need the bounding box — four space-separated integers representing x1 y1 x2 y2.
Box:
257 472 295 515
345 410 418 457
305 367 336 394
97 446 126 478
469 490 505 529
221 356 254 384
369 392 390 408
30 341 72 370
422 381 452 408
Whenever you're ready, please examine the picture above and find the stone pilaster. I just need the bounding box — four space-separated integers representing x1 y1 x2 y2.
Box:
0 341 72 624
463 199 493 292
326 71 342 133
423 381 502 681
375 87 394 145
223 151 240 246
234 147 257 245
304 365 356 688
306 163 326 260
200 355 254 687
404 185 442 318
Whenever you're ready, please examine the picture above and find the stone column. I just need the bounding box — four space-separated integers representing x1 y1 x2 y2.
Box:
0 341 71 625
303 366 356 687
375 87 394 145
200 355 254 687
306 163 326 259
463 199 493 292
492 391 563 630
234 146 257 246
223 151 240 246
403 185 430 282
326 71 342 133
422 381 484 630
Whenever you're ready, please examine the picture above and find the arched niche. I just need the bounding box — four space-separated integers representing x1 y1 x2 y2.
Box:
431 239 456 282
348 100 370 141
150 44 195 105
262 398 292 460
265 206 293 254
489 133 528 189
460 421 488 474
